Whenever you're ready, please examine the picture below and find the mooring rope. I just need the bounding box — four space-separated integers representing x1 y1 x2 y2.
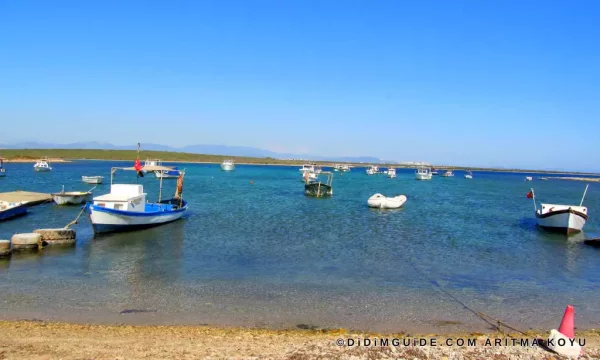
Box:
390 228 530 337
64 205 87 229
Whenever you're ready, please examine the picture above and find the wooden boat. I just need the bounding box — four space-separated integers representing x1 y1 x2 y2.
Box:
82 176 104 184
33 158 52 172
529 185 589 235
221 159 235 171
304 171 333 197
367 194 407 209
86 164 188 234
52 185 94 205
0 201 28 221
415 167 432 180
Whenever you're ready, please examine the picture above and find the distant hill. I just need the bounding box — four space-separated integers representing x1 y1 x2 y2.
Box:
0 141 384 164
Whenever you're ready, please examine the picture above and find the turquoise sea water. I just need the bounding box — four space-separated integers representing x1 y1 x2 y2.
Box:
0 161 599 332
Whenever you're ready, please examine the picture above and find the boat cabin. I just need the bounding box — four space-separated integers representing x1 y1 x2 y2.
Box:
92 184 146 212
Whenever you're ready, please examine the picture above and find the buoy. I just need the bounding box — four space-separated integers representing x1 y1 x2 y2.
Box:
11 233 41 251
547 305 584 357
0 240 11 257
34 228 76 246
250 180 254 184
558 305 575 338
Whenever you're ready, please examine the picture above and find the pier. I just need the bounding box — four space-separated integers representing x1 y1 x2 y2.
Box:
0 191 52 205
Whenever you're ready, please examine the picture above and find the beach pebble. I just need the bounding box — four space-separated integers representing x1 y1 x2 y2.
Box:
34 228 76 246
11 233 41 250
0 240 11 257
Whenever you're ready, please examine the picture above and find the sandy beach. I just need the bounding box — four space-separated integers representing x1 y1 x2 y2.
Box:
0 321 598 359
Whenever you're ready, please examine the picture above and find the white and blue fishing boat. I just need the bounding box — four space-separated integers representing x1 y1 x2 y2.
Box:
86 165 188 234
0 201 28 221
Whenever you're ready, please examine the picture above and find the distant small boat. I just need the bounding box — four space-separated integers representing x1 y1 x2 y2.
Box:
367 194 407 209
52 185 94 205
525 176 533 181
529 185 589 235
33 158 52 172
464 171 473 179
302 170 318 183
442 170 454 177
82 176 104 184
333 164 342 172
0 201 28 221
387 168 396 178
221 159 235 171
431 169 439 176
154 167 180 179
366 165 378 175
415 167 432 180
0 158 5 177
340 164 351 172
305 171 333 197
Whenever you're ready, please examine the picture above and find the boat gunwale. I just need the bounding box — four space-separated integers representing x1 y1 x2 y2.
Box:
87 201 188 217
535 208 589 221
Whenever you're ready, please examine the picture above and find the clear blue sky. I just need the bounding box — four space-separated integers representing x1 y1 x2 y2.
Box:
1 1 599 171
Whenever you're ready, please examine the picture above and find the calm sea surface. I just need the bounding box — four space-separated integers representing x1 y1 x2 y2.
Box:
0 161 599 332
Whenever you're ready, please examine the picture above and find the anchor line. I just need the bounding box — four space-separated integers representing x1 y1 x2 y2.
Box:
64 205 87 229
400 246 528 337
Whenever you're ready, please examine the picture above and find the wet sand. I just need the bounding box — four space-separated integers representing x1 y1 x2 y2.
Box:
0 320 598 359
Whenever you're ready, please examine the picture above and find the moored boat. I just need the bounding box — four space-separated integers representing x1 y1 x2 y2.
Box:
464 171 473 179
33 158 52 172
387 168 396 178
367 194 407 209
52 185 94 205
86 164 188 234
442 170 454 177
154 166 180 179
0 201 28 221
0 158 5 177
415 166 432 180
366 165 378 175
431 169 439 176
304 171 333 197
525 176 533 181
82 176 104 184
528 185 589 235
340 164 351 172
221 159 235 171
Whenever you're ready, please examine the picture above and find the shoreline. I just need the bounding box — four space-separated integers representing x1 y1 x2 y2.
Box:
26 157 600 176
0 320 598 359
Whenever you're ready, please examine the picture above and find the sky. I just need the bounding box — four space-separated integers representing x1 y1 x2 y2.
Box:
1 0 599 171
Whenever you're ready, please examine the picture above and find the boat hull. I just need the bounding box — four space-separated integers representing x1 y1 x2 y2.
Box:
415 173 432 180
221 164 235 171
52 193 91 205
304 183 332 197
154 171 179 179
0 203 28 221
87 201 188 234
82 176 104 184
368 194 407 209
34 167 52 172
536 208 588 234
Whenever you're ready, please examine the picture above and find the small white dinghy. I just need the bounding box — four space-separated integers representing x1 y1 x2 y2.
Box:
82 176 104 184
52 185 95 205
367 193 407 209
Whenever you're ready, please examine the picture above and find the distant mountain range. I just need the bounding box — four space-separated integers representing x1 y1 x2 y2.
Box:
0 141 385 164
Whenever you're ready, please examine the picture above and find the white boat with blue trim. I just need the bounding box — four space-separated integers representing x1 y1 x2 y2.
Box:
86 165 188 234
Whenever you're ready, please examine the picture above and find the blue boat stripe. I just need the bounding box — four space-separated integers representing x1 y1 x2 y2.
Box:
87 202 188 217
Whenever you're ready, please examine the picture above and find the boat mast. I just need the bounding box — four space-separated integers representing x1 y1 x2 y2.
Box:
158 171 163 202
580 184 589 206
531 188 537 211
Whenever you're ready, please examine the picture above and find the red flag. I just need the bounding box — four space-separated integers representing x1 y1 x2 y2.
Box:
526 190 533 199
134 159 142 172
